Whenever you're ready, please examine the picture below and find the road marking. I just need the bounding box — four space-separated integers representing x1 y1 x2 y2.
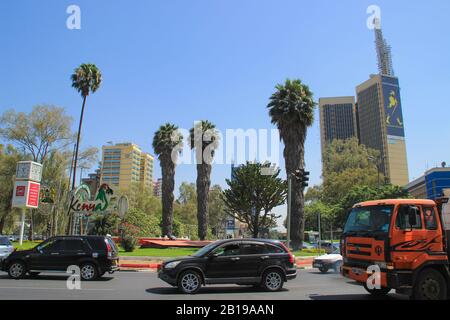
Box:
0 286 114 291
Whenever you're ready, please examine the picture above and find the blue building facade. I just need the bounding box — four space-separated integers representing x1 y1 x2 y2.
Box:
425 169 450 200
406 168 450 200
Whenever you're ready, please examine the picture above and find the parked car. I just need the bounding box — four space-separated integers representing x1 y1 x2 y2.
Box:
158 238 297 294
1 235 119 280
312 248 343 274
0 236 14 261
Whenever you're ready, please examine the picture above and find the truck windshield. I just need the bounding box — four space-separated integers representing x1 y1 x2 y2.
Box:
344 205 394 235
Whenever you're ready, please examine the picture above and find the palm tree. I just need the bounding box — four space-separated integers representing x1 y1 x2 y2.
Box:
189 120 219 240
70 63 102 234
153 123 183 237
267 79 315 250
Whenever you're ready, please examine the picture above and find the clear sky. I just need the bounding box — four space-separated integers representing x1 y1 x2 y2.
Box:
1 1 449 228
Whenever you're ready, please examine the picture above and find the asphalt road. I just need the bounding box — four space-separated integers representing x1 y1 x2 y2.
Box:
0 269 408 300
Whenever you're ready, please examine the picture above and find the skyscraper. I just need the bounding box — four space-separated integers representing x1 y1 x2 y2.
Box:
356 74 409 186
355 20 409 186
100 142 154 192
319 96 358 156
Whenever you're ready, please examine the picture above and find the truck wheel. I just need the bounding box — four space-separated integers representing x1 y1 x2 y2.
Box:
413 269 447 300
178 270 202 294
363 283 391 297
319 266 329 274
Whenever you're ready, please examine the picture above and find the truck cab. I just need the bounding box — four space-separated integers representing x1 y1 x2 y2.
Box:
341 199 450 300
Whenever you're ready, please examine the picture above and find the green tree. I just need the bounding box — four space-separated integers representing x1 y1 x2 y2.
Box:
122 208 161 237
335 184 409 227
189 120 220 240
267 79 316 250
222 162 287 238
322 138 380 204
152 123 183 237
178 182 197 205
70 63 102 193
0 145 22 234
208 185 227 238
0 105 73 239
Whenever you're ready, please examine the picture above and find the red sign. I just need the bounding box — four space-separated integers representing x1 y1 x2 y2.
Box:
16 186 26 197
27 182 40 207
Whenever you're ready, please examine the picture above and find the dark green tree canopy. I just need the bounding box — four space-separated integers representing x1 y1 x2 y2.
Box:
222 162 287 238
267 79 316 132
71 63 102 97
152 123 183 160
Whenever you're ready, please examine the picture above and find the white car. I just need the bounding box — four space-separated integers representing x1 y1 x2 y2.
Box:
0 236 15 261
312 249 343 274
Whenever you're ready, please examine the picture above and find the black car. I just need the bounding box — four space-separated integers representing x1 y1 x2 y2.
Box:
1 236 119 280
158 239 297 294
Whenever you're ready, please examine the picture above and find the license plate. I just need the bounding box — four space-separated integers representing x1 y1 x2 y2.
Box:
313 263 322 268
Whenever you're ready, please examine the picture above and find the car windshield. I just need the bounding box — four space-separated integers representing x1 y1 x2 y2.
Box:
0 237 11 246
344 205 394 235
192 242 220 257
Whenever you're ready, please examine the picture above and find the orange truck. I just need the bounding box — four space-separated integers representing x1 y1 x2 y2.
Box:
341 194 450 300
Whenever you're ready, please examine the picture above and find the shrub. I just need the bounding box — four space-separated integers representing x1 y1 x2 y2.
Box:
121 234 138 252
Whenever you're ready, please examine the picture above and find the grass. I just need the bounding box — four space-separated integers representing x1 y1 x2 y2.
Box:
12 241 42 251
12 241 326 258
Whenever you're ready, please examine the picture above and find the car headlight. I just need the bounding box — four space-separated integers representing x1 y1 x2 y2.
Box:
164 261 181 269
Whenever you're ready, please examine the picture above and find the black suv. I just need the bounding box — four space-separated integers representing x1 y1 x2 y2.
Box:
1 236 119 280
158 239 297 294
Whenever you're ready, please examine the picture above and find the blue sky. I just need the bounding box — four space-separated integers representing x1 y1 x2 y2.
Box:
1 1 449 226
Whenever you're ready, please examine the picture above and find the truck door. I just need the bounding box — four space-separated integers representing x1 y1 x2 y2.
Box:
391 204 427 268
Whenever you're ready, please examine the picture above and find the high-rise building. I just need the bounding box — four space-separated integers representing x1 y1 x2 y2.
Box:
319 96 358 156
81 168 101 196
100 142 154 192
153 178 162 198
356 74 409 185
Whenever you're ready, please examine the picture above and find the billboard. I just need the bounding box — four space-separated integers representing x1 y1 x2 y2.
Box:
382 76 405 137
12 180 41 209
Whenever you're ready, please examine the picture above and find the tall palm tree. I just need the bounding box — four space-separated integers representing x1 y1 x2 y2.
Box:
153 123 183 237
189 120 219 240
70 63 102 234
267 79 315 250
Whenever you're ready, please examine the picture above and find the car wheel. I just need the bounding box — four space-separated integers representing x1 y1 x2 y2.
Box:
178 270 202 294
413 269 447 300
363 283 391 297
319 266 329 274
8 261 26 279
80 263 99 281
261 269 284 292
333 261 343 273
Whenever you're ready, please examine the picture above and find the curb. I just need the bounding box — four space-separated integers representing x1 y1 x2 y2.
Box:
119 263 161 269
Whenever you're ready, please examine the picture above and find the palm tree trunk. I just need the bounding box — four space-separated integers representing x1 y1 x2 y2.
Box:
283 132 306 251
161 155 175 237
196 163 211 240
70 95 87 235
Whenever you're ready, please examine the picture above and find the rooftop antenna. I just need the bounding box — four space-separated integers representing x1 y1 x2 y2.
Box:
374 17 395 76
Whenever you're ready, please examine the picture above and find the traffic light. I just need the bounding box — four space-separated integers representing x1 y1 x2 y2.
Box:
291 169 310 189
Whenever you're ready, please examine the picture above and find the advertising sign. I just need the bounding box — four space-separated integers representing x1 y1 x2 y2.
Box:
382 76 405 137
12 180 41 209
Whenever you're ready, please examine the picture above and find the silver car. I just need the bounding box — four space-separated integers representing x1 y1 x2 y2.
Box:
0 236 14 260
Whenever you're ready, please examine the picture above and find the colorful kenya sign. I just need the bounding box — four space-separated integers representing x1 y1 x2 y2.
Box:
70 183 114 215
